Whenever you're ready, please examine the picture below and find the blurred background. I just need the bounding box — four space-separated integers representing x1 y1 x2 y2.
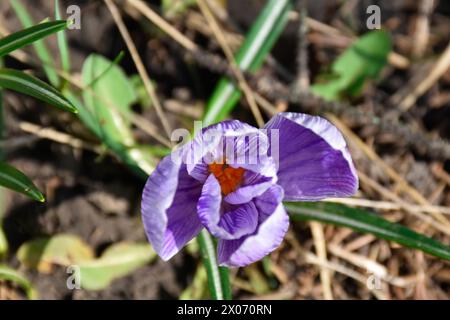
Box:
0 0 449 299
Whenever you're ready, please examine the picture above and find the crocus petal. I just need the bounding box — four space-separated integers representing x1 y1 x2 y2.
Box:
217 185 288 267
264 112 358 201
141 153 203 260
186 120 276 182
197 175 258 240
224 171 274 205
217 204 289 267
186 120 257 181
254 184 284 222
219 203 259 239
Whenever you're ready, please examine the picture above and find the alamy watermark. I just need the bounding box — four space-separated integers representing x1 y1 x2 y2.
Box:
366 272 382 290
66 5 81 30
66 265 81 290
366 5 381 30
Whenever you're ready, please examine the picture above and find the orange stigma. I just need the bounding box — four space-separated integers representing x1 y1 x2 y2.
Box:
209 162 245 195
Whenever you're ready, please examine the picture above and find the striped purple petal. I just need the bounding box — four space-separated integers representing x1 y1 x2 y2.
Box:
186 120 276 182
141 152 203 260
197 174 259 240
217 185 287 267
264 112 358 201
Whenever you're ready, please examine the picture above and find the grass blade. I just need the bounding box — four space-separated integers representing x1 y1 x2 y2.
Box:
0 265 37 299
10 0 62 86
0 218 6 259
0 20 67 58
202 0 293 126
0 161 45 202
0 68 77 113
55 0 71 88
0 58 7 258
286 201 450 261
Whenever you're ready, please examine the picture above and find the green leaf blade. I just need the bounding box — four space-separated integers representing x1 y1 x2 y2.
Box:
0 226 7 259
0 161 45 202
0 68 77 113
10 0 63 86
0 20 67 58
81 54 136 146
80 54 156 177
0 265 37 299
17 234 155 291
311 30 392 101
54 0 71 74
78 242 156 291
202 0 293 126
17 234 94 272
286 201 450 261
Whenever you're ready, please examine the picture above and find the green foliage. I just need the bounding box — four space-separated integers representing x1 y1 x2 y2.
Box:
0 18 75 201
197 229 231 300
0 265 37 299
0 68 77 113
82 54 137 146
80 54 156 176
130 74 153 109
311 30 391 101
10 0 62 86
54 0 71 74
66 87 156 179
17 234 94 272
286 201 450 261
0 162 45 202
0 219 7 259
0 20 67 58
162 0 196 19
78 242 156 290
17 234 156 291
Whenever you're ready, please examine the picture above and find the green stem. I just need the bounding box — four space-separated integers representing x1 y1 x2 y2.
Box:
218 265 232 300
197 230 231 300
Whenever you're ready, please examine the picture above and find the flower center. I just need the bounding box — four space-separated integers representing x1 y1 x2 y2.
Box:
208 162 245 195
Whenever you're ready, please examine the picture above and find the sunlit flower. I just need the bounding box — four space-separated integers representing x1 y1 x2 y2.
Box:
141 113 358 267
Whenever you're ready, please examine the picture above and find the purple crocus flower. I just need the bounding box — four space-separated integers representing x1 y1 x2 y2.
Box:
141 113 358 267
